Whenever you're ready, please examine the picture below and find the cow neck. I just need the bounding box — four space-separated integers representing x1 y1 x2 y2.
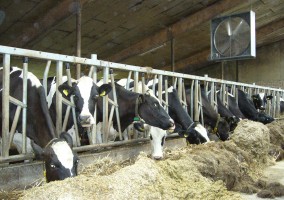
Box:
134 95 145 122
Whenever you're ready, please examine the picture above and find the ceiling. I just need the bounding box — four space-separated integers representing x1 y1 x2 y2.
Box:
1 0 284 75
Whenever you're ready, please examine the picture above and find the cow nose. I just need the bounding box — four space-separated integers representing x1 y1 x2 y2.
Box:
79 115 90 123
153 156 163 160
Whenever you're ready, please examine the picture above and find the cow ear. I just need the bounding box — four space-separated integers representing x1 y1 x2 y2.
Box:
267 95 273 100
98 84 112 97
31 141 45 160
58 83 75 98
60 132 73 148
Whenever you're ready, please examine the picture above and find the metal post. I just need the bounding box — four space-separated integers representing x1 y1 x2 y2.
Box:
178 77 183 103
2 54 10 157
76 0 82 80
90 54 98 144
56 60 63 137
43 60 51 97
194 80 199 122
141 73 146 94
102 67 109 143
22 57 28 154
133 71 139 139
158 75 163 102
164 76 169 113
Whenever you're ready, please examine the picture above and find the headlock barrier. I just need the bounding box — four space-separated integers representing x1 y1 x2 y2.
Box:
1 45 284 165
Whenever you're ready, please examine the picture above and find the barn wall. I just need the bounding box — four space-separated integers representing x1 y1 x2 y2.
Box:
192 40 284 89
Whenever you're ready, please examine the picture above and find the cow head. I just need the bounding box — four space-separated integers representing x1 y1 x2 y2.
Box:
257 112 274 124
224 116 240 131
31 132 79 183
148 126 167 160
58 76 112 127
252 93 273 110
177 122 209 144
214 117 231 141
137 93 175 132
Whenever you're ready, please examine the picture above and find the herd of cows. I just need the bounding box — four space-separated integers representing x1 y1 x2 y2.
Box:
0 66 282 183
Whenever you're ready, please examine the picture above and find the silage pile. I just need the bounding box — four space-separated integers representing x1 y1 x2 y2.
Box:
18 120 284 200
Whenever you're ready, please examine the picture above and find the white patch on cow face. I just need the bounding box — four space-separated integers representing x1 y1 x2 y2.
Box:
77 77 95 125
259 93 265 100
194 124 210 142
47 76 69 108
149 126 167 159
51 141 74 174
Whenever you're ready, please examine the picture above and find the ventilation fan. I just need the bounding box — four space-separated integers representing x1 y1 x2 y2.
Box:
210 11 256 61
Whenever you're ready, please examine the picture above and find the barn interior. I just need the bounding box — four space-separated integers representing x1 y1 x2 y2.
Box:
1 0 284 87
1 0 284 199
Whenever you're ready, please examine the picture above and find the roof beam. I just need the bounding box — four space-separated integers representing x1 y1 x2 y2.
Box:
163 17 284 73
107 0 250 62
9 0 89 48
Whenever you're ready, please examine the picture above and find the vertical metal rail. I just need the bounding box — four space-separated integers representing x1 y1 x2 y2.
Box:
133 71 139 139
194 80 200 122
152 75 157 96
102 66 109 143
65 63 81 146
43 60 51 97
178 77 183 103
198 82 204 125
158 75 163 102
2 54 10 157
110 69 122 141
190 80 194 118
126 71 132 90
164 76 169 113
56 61 63 137
182 80 187 111
272 90 276 117
141 73 146 94
21 57 28 154
76 0 81 80
90 54 97 144
276 91 280 118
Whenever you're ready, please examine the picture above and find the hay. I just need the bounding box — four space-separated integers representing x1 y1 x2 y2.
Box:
13 120 284 199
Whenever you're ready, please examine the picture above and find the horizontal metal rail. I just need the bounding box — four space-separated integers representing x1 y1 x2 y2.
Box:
0 45 284 92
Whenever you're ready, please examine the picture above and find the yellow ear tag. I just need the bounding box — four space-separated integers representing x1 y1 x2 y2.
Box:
184 133 189 138
63 89 69 96
99 91 106 96
43 170 46 178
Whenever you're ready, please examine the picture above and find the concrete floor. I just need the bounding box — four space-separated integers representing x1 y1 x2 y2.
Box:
241 161 284 200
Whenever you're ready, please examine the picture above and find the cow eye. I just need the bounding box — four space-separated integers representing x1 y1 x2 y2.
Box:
50 164 56 168
154 103 158 107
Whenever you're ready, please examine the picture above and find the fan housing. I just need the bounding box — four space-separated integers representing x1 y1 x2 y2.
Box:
210 11 256 61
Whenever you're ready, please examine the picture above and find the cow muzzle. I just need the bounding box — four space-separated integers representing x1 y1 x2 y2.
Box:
78 115 94 127
167 119 175 133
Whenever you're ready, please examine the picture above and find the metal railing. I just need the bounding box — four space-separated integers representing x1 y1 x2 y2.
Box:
1 45 284 164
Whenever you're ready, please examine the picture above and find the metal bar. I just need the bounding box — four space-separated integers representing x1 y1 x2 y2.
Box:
43 60 51 97
133 71 139 139
22 57 28 154
9 106 21 147
0 45 284 92
110 69 122 141
164 76 169 113
62 98 75 107
9 96 26 108
126 71 132 90
102 67 109 143
0 153 34 164
190 80 194 118
158 75 163 102
76 0 81 80
198 83 204 125
141 73 146 94
55 60 63 137
178 77 183 103
2 54 10 157
66 63 81 146
194 80 199 122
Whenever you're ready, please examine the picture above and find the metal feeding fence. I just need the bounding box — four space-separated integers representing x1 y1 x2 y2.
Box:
1 45 284 164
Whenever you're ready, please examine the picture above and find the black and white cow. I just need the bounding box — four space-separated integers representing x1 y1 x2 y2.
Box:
237 89 274 124
252 93 273 110
47 76 112 131
0 67 78 182
227 93 246 119
145 80 209 145
185 88 230 141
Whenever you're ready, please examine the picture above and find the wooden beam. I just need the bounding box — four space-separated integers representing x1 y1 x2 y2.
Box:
9 0 89 48
107 0 250 62
163 17 284 73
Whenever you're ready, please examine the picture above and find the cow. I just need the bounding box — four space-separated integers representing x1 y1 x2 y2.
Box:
185 88 230 141
208 90 240 131
0 67 78 182
251 93 273 110
227 93 246 119
237 89 274 124
115 79 207 159
145 79 210 145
